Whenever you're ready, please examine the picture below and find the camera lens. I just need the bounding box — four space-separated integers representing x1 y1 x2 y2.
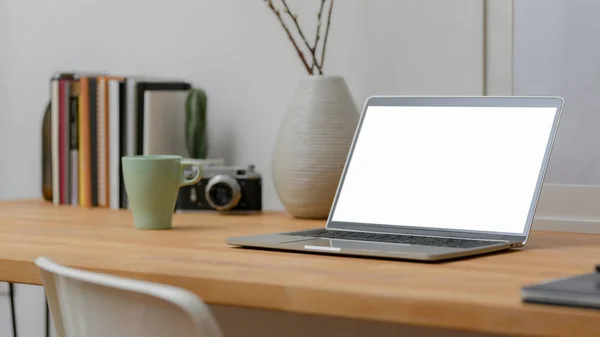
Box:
205 175 242 211
208 183 233 207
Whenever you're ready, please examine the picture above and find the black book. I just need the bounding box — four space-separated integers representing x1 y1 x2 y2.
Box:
134 81 191 155
89 77 98 207
118 81 128 209
522 271 600 310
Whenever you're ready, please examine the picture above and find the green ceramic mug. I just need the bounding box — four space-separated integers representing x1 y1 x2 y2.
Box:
122 155 202 230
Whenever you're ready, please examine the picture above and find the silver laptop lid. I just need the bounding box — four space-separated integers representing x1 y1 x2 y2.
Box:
326 96 564 243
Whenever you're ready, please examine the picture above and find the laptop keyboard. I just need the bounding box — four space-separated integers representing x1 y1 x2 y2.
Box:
288 229 500 249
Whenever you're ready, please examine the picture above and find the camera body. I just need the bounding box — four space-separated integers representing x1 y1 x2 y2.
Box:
176 164 262 212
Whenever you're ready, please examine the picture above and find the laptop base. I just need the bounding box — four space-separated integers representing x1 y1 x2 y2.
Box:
226 230 517 262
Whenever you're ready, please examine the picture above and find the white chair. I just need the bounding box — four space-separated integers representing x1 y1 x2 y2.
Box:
34 256 222 337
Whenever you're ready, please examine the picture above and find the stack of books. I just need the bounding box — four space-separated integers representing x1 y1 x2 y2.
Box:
50 72 192 209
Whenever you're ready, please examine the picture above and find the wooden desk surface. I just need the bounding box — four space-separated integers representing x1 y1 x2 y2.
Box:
1 199 599 336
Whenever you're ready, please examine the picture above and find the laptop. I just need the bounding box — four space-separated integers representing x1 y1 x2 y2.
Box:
227 96 564 261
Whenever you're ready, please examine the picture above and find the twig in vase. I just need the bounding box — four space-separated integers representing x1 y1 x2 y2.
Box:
280 0 323 75
320 0 334 72
265 0 312 74
263 0 335 75
312 0 327 73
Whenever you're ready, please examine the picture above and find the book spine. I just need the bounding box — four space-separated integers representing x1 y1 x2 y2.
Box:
97 78 107 207
51 80 60 205
64 80 72 204
108 80 121 209
125 79 137 157
89 78 98 207
58 80 67 204
70 81 79 206
103 78 111 208
135 83 144 155
78 77 92 208
119 81 128 209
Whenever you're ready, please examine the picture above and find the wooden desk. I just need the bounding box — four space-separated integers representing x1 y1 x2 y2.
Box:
0 199 599 337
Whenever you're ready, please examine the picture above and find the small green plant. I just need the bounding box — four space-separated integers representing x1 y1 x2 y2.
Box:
263 0 335 75
185 88 208 158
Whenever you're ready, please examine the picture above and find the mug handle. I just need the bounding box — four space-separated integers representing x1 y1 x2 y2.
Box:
179 160 203 187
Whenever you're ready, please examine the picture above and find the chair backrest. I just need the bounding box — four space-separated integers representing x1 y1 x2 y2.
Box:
35 256 222 337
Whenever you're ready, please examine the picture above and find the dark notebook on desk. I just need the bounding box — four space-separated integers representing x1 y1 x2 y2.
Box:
522 272 600 309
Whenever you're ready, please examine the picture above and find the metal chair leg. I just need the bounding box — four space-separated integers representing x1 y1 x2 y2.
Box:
9 283 17 337
46 298 50 337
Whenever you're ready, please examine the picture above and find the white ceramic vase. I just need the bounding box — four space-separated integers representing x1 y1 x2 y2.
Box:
272 75 359 219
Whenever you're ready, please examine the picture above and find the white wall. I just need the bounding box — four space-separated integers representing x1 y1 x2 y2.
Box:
513 0 600 186
0 0 484 207
512 0 600 234
0 0 487 336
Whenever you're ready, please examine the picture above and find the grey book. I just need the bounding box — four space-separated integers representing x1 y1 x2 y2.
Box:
522 271 600 309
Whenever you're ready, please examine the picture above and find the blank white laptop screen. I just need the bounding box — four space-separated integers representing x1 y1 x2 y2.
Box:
330 105 557 234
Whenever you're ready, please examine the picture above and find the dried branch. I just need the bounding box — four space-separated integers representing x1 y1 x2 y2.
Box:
265 0 312 74
280 0 323 74
320 0 334 73
311 0 327 73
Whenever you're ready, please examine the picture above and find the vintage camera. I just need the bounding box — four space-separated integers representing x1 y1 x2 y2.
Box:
177 165 262 212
